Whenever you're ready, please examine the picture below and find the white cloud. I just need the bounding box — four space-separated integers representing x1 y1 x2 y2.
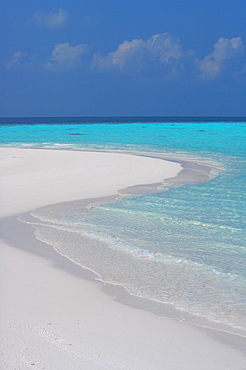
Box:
93 33 183 77
45 42 88 70
6 51 28 69
196 37 245 79
33 8 68 29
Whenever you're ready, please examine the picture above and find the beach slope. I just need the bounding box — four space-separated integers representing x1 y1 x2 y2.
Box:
0 148 245 369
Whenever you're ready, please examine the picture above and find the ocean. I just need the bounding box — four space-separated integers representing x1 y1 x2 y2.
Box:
0 117 245 336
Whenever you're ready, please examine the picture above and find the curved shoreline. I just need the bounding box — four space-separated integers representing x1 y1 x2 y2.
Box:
1 211 246 350
1 147 245 369
18 197 246 339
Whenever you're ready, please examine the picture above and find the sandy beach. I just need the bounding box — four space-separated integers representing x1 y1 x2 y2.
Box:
0 147 245 369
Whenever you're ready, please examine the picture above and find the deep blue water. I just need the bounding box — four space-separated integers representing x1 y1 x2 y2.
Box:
1 117 245 334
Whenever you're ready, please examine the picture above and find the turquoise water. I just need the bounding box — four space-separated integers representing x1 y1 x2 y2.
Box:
1 118 245 156
1 117 245 334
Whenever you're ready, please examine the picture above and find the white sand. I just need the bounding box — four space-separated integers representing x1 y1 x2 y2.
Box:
0 148 181 217
0 147 245 369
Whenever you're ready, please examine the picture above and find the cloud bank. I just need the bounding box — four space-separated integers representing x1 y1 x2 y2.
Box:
33 8 68 29
6 33 245 80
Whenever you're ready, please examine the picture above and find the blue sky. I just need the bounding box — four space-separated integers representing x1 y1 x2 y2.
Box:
1 0 246 117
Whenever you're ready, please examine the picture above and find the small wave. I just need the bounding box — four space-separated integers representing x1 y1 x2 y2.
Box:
62 226 244 281
19 209 246 335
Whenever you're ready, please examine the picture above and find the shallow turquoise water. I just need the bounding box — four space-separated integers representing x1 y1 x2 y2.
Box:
1 117 245 333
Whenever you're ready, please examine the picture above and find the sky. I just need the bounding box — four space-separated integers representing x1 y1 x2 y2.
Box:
1 0 246 117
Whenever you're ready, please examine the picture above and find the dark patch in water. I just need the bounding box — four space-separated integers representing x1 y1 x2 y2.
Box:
69 133 84 136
